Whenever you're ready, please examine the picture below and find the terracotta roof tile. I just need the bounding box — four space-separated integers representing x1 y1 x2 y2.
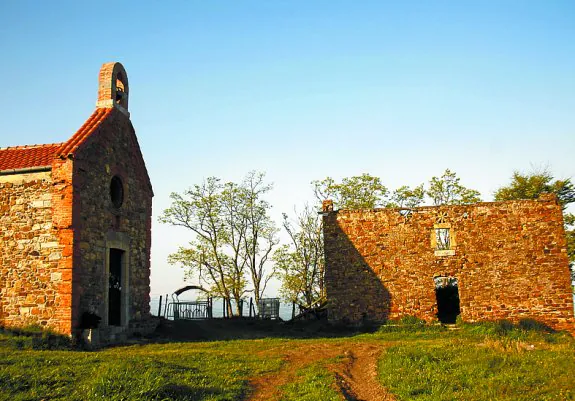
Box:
57 108 113 158
0 107 114 173
0 143 63 172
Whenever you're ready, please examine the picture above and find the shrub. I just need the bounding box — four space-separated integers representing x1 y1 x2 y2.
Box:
399 315 427 326
517 318 554 334
376 315 445 334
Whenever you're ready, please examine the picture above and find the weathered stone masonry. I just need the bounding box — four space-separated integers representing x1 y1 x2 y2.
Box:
0 172 71 333
323 195 575 332
0 62 153 338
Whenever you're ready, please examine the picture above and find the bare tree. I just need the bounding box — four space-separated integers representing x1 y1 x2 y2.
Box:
159 172 277 316
240 171 279 311
274 205 325 310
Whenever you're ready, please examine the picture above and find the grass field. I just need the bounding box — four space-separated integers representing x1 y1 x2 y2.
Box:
1 319 574 400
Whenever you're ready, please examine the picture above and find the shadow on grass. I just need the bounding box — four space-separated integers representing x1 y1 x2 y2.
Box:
460 318 557 338
0 325 72 350
153 315 563 343
152 317 384 343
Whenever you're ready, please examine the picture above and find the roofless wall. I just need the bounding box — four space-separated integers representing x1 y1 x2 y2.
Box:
322 194 575 333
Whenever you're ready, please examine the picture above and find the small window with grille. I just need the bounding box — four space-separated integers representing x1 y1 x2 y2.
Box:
432 223 455 256
435 228 450 250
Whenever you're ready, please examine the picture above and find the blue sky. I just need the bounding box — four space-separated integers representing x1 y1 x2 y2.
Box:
1 1 574 297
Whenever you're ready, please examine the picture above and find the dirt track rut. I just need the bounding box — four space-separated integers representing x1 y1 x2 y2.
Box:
246 341 394 401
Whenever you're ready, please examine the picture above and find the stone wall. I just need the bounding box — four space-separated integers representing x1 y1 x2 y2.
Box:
71 108 153 330
323 195 575 332
0 172 72 332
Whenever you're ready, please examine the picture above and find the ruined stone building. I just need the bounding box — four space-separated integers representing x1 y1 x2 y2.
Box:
322 195 575 332
0 62 153 339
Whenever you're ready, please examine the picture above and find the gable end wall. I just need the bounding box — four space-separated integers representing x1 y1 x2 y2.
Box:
72 109 152 330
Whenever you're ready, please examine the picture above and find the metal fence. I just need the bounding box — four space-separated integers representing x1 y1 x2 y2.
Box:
151 295 296 321
171 300 213 320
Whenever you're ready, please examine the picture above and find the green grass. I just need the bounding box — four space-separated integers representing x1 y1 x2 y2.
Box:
280 358 344 401
1 320 574 400
0 333 283 401
377 321 575 401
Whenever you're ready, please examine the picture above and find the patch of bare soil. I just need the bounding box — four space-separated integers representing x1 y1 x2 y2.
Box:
246 341 394 401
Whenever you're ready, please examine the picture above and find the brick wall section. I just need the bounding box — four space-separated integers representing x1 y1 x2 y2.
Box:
97 62 129 111
0 173 71 333
51 158 76 334
72 107 152 325
323 195 575 332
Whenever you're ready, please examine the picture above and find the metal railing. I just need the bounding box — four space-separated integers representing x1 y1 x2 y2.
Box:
151 294 292 320
167 300 213 320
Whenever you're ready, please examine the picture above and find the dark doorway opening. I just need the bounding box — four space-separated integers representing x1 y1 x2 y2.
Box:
434 277 460 324
109 248 124 326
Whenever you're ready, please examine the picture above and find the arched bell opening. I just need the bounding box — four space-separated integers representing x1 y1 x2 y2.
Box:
96 62 130 114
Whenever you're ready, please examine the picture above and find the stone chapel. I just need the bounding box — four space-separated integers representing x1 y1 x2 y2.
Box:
0 62 153 339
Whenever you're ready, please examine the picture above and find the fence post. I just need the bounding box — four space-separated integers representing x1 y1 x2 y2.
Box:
249 298 253 318
163 293 169 317
157 295 163 317
292 301 296 319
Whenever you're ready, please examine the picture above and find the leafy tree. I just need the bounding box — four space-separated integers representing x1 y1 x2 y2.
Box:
427 169 482 206
159 172 277 316
312 173 388 209
388 184 425 208
274 205 325 310
494 169 575 210
494 169 575 266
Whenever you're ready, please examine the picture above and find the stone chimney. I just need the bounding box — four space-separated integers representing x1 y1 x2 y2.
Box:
96 62 130 117
322 200 334 213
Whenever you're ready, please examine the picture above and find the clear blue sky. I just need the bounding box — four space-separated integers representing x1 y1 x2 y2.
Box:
1 1 574 297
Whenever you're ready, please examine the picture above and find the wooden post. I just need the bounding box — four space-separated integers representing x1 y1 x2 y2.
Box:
292 301 296 319
157 295 163 317
249 298 253 318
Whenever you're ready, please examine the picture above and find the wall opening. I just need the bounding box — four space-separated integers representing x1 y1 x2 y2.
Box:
435 228 450 250
110 176 124 209
115 71 128 108
108 248 124 326
434 276 460 324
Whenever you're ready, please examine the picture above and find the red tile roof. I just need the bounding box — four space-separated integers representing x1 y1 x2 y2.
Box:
57 108 113 158
0 108 114 172
0 143 63 172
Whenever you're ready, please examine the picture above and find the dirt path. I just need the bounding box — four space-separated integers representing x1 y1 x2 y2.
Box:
246 341 394 401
